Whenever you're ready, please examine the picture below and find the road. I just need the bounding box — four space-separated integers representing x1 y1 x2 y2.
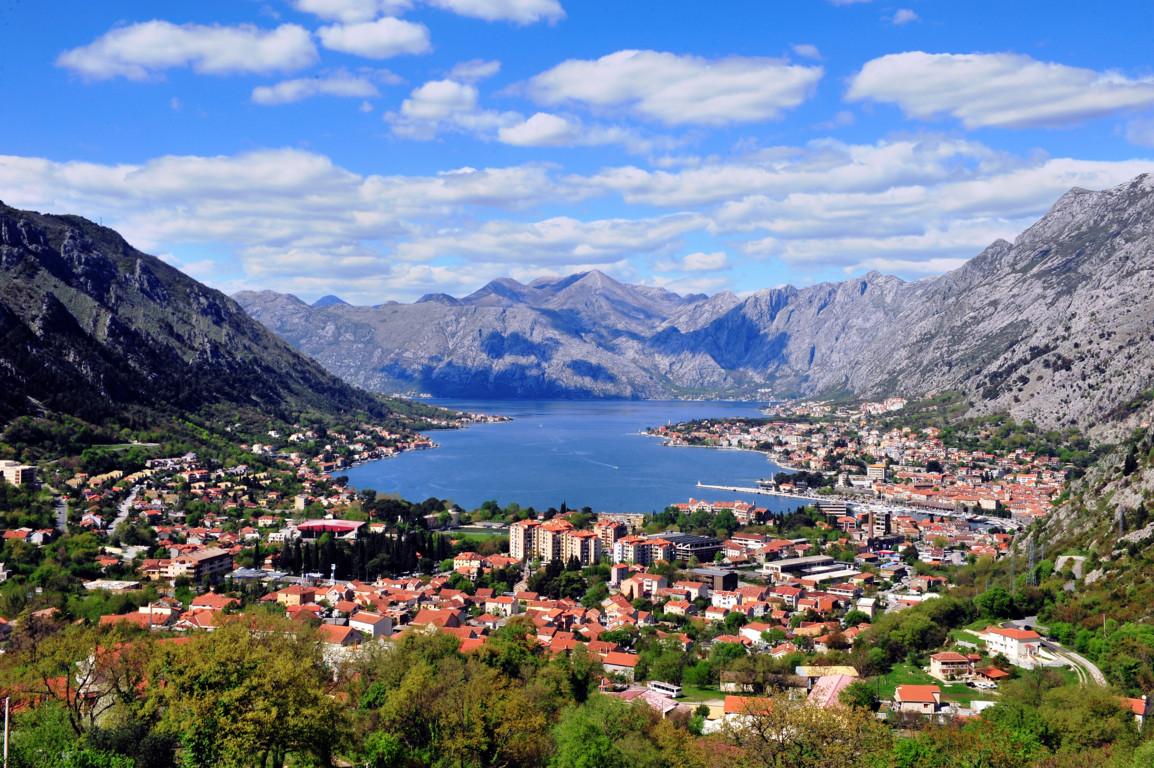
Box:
54 495 69 533
1043 640 1107 686
109 486 140 533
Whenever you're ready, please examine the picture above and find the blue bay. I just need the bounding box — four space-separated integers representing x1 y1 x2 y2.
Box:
340 400 802 514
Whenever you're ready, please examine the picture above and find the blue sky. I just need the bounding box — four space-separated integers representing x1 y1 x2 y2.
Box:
2 0 1153 302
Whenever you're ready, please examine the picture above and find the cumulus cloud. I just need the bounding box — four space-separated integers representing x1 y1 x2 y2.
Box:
448 58 502 82
252 71 396 104
579 137 1004 207
425 0 564 24
291 0 413 22
386 79 521 139
57 21 317 80
2 139 1150 299
497 112 661 153
891 9 918 24
657 251 729 272
498 112 576 145
791 44 822 61
523 49 823 125
849 51 1154 128
317 17 431 59
394 213 705 264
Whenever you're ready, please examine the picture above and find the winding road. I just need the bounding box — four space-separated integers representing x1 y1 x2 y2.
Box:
1043 640 1107 687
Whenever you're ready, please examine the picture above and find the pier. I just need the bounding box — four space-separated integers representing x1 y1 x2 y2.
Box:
695 481 822 502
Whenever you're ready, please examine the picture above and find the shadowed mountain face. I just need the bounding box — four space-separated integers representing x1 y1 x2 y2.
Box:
0 202 406 426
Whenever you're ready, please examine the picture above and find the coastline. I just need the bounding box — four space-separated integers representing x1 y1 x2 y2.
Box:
641 430 806 472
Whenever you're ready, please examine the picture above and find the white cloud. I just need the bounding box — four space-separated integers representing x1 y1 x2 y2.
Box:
497 112 661 153
498 112 576 145
849 52 1154 128
57 21 317 80
1125 117 1154 147
658 251 729 272
791 44 822 61
3 138 1151 298
0 149 568 258
394 213 704 264
292 0 413 22
386 79 523 139
400 79 478 119
386 82 655 150
449 58 502 83
524 50 822 125
682 251 728 271
579 137 1003 207
891 8 918 24
317 17 431 59
426 0 564 24
252 72 391 104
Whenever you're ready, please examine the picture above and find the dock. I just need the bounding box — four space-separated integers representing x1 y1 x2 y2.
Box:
695 482 822 502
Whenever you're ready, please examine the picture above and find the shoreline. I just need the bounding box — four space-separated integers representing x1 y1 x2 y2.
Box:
641 430 807 473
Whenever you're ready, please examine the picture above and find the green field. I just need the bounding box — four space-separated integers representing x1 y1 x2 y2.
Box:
677 685 723 702
875 662 994 707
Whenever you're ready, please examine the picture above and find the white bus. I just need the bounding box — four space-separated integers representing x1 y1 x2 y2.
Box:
647 680 683 698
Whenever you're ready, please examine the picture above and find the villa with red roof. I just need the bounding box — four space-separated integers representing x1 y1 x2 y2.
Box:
978 625 1042 668
893 684 942 715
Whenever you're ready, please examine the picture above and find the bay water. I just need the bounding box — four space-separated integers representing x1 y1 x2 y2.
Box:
340 400 804 514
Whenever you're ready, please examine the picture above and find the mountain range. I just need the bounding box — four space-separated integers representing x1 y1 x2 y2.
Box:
0 201 417 428
237 173 1154 433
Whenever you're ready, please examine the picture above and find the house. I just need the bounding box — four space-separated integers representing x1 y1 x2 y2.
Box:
317 623 360 647
602 651 640 682
807 674 855 709
1124 695 1150 729
974 666 1011 685
739 622 774 646
929 651 974 681
410 608 462 631
349 611 393 639
485 595 520 617
190 592 239 612
978 626 1042 669
893 684 942 715
276 586 317 607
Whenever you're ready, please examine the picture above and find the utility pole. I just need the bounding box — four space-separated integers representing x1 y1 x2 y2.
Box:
4 695 10 768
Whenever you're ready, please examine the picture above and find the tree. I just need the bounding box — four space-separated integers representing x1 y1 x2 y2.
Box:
973 587 1014 619
838 680 879 711
714 509 739 538
724 695 891 768
150 618 347 768
552 695 705 768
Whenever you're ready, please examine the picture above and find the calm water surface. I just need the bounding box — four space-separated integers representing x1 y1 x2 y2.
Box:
340 400 805 514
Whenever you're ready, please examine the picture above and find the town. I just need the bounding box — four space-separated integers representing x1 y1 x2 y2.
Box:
1 398 1145 758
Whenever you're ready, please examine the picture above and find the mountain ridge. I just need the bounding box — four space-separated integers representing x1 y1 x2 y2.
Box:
0 201 419 429
237 173 1154 432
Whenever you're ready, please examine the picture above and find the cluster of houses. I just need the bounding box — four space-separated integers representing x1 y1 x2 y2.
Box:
650 404 1066 524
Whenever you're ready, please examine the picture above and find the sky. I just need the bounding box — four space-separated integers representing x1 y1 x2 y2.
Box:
2 0 1153 304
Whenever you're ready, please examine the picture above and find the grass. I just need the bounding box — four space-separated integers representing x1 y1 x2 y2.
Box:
677 685 724 703
950 629 983 645
874 662 995 707
447 531 509 545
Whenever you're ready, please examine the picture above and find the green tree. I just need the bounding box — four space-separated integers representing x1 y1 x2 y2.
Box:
150 618 347 768
838 680 879 711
